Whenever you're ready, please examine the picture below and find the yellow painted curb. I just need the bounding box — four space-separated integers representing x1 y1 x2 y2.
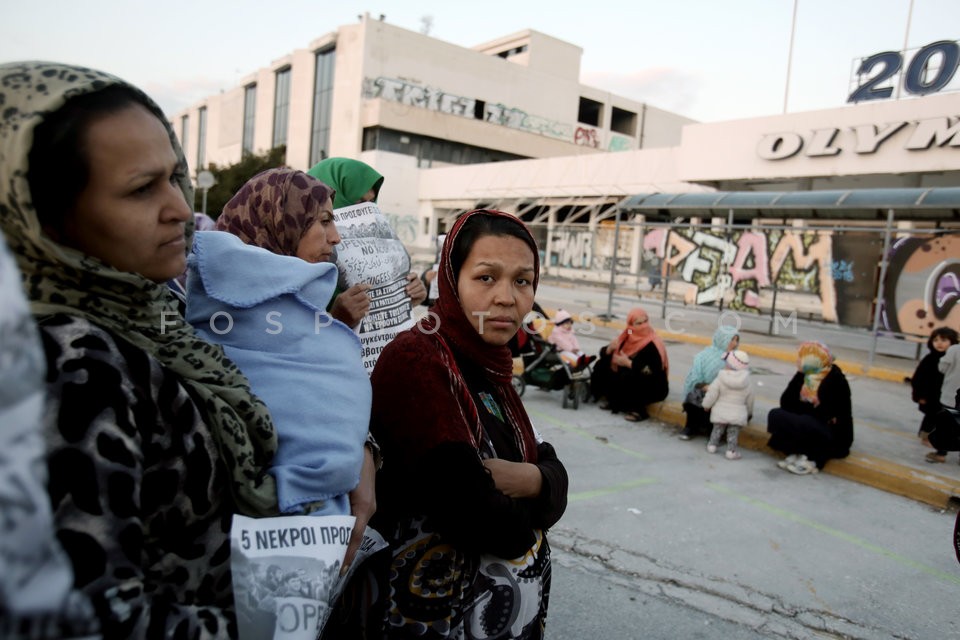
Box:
648 399 960 510
543 307 912 384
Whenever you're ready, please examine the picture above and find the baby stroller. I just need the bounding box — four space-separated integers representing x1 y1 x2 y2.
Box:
509 306 593 409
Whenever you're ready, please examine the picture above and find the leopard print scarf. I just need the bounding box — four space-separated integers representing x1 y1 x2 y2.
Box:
0 61 279 516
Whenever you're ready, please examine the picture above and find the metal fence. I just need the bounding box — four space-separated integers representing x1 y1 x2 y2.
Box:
529 218 959 365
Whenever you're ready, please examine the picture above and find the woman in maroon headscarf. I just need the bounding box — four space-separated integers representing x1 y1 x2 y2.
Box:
589 306 669 421
368 209 568 639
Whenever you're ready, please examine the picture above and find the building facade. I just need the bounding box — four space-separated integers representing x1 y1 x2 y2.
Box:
175 17 960 337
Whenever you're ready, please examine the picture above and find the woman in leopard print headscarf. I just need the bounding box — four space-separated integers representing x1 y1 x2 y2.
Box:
0 61 280 639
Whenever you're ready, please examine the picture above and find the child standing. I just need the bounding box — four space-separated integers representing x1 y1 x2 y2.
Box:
703 350 754 460
911 327 959 463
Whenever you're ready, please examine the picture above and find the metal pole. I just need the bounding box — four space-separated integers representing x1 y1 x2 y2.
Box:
895 0 916 100
867 208 895 370
201 187 209 216
718 208 734 313
602 210 621 320
783 0 799 114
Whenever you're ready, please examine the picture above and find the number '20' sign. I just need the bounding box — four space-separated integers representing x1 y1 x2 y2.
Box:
848 39 960 103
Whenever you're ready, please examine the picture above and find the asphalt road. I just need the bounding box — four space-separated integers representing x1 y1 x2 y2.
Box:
526 353 960 639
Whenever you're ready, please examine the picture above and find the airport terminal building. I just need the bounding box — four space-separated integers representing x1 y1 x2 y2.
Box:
174 14 960 336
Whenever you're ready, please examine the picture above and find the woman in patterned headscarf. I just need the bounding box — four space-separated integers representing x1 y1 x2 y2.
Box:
186 167 376 574
0 60 279 638
767 341 854 475
368 209 568 639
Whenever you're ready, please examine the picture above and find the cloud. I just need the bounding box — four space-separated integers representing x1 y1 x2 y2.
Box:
581 67 705 121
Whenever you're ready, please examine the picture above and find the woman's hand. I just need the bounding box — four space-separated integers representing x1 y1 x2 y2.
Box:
330 283 371 328
405 271 427 306
342 447 377 575
612 352 632 369
482 458 542 498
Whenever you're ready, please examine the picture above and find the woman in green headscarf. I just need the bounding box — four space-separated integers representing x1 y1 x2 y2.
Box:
308 157 426 328
0 61 279 638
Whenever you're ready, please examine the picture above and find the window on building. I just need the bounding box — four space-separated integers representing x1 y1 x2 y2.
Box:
361 127 526 166
309 48 336 166
496 45 528 59
180 115 189 155
272 67 291 148
474 99 486 120
242 84 257 156
196 107 207 169
578 97 603 127
611 107 637 136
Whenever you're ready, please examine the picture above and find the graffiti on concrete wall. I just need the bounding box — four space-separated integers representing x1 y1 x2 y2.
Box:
608 134 633 151
363 76 574 142
549 228 594 268
882 234 960 335
574 126 599 148
643 227 839 322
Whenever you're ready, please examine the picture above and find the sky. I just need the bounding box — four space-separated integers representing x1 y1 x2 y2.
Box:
2 0 959 123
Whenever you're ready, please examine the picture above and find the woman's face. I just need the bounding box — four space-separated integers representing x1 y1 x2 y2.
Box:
358 188 377 204
60 103 191 283
295 196 340 263
457 233 536 346
726 335 740 351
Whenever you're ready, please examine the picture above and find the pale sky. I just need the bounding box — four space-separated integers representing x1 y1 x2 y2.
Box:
2 0 958 123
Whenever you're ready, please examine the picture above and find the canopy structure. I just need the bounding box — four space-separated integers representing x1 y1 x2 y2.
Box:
618 187 960 222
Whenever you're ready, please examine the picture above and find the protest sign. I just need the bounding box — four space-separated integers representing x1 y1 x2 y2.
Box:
230 514 386 640
332 202 414 372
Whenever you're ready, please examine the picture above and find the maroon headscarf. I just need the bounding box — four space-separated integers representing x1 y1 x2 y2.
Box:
371 209 540 462
216 168 335 256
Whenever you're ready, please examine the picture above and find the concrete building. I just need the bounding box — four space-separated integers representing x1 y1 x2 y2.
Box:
175 16 960 337
174 14 695 230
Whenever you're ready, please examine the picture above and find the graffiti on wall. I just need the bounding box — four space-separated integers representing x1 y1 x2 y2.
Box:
574 126 599 148
549 228 594 268
608 134 633 151
882 234 960 335
643 227 839 322
363 76 574 142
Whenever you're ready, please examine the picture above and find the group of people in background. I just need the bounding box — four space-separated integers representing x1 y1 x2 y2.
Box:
0 61 565 640
911 327 960 464
582 311 853 474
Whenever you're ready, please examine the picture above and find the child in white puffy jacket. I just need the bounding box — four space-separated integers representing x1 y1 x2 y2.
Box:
702 350 755 460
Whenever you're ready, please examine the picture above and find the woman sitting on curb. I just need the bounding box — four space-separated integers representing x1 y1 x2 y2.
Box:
767 341 854 475
679 326 740 440
589 306 669 422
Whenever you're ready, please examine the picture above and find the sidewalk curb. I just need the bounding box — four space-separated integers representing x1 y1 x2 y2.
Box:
540 306 957 509
648 400 960 510
551 308 913 383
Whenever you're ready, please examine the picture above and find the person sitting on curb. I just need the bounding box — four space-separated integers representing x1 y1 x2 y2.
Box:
679 326 740 440
767 341 854 475
589 307 669 422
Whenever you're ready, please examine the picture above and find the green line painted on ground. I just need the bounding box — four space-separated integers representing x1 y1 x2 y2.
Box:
526 407 652 461
568 477 659 502
707 481 960 586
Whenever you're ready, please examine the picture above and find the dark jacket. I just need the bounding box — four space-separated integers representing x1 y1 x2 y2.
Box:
779 366 854 458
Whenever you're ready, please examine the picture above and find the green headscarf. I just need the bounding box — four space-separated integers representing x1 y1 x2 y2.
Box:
307 157 384 210
0 61 279 516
